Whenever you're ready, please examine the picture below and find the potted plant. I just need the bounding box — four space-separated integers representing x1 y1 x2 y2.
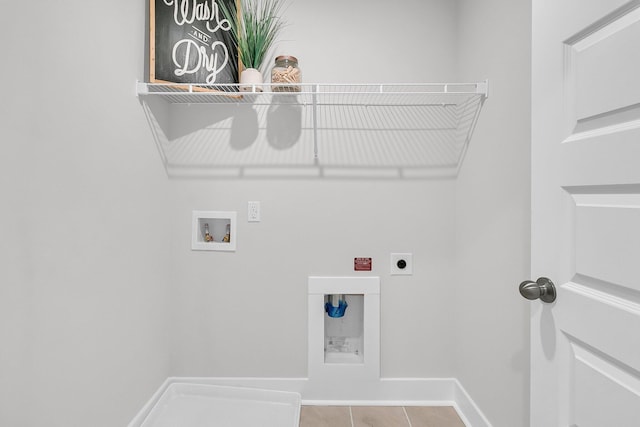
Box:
220 0 287 92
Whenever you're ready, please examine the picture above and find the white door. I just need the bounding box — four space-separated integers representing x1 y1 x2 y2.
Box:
531 0 640 426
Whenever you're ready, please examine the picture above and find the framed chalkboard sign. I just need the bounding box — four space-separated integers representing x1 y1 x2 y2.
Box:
150 0 240 86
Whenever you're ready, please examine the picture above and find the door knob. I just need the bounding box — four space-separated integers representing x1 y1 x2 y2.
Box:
519 277 556 303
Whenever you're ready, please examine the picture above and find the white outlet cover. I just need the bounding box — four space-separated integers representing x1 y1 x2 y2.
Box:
390 253 413 275
248 201 260 222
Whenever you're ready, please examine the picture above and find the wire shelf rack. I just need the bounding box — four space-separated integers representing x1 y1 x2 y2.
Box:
136 81 488 178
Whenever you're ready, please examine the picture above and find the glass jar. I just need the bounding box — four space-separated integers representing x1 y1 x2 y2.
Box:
271 55 301 92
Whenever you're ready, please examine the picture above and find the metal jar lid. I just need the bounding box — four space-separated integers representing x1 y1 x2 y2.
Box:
275 55 298 64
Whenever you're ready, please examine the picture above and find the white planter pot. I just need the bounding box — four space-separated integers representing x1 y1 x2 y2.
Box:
240 68 263 92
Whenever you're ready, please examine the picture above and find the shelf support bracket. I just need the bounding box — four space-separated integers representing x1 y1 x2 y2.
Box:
313 84 319 161
477 80 489 98
136 80 149 97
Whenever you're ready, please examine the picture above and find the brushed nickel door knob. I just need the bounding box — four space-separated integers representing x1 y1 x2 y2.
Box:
519 277 556 303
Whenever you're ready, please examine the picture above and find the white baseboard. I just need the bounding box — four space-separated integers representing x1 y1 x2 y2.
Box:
128 377 493 427
452 379 494 427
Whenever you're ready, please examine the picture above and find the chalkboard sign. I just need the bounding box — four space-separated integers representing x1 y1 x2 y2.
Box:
150 0 239 85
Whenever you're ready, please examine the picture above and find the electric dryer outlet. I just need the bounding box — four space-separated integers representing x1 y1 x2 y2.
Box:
390 253 413 275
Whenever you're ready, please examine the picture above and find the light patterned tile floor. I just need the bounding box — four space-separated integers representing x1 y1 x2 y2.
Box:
299 405 466 427
404 406 466 427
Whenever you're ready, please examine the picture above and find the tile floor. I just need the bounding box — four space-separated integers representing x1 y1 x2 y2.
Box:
299 405 466 427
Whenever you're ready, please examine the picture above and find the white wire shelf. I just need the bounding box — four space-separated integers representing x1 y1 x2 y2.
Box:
137 81 486 106
136 81 488 178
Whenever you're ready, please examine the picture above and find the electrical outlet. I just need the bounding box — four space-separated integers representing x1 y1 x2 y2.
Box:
390 253 413 275
248 201 261 222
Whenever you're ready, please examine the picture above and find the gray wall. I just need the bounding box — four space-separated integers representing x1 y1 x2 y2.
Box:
168 180 458 378
165 0 461 380
455 1 531 426
163 3 533 426
0 1 171 426
0 0 531 426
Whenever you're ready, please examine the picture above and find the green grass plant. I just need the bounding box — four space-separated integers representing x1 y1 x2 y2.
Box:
219 0 286 72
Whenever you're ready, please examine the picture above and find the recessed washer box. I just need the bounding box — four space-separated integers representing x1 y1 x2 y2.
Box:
308 276 380 381
192 211 237 251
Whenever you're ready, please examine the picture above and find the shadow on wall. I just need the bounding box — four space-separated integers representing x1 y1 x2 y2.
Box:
139 93 481 180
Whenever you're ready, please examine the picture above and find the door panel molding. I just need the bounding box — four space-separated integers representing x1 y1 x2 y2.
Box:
563 1 640 138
